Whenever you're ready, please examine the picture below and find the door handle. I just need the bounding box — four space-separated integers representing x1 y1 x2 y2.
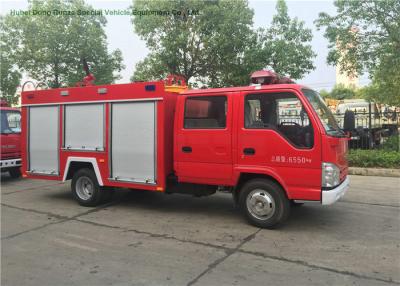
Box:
182 146 192 153
243 148 255 155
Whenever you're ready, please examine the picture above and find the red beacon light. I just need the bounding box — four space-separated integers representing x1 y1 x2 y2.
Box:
164 74 186 87
250 70 294 85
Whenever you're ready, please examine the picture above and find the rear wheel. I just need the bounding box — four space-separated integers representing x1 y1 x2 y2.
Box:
239 179 290 228
9 167 21 178
71 168 112 207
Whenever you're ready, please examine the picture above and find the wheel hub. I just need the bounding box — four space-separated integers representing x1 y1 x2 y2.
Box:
246 189 275 220
76 176 94 201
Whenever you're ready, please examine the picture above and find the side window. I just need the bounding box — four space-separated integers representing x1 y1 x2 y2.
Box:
1 111 21 133
244 93 313 148
276 98 310 126
184 96 227 129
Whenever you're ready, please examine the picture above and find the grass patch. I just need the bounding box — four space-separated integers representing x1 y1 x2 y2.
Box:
348 149 400 169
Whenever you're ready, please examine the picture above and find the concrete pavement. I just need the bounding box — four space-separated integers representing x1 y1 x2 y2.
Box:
1 174 399 286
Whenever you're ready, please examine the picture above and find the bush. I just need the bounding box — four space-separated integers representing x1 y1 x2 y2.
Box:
348 149 400 169
380 135 399 151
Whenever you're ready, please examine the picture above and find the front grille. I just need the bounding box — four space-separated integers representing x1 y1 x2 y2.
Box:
0 159 21 168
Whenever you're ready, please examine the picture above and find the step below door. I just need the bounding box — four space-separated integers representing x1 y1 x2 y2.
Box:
110 101 156 184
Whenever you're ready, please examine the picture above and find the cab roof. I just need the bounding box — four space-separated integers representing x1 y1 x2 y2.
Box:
182 84 309 95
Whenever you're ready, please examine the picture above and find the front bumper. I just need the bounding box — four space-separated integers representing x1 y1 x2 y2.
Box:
0 158 22 170
321 176 349 205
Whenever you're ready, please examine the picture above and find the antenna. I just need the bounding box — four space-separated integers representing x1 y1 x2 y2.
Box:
82 58 91 76
76 58 95 87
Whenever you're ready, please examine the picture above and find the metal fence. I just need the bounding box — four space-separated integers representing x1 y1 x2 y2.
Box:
278 110 399 151
336 110 399 150
8 117 21 129
335 110 400 130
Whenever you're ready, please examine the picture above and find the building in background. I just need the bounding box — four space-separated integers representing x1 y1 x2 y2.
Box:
335 26 359 88
335 66 359 88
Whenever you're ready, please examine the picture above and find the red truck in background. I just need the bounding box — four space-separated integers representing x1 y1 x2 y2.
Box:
1 100 22 178
20 71 349 228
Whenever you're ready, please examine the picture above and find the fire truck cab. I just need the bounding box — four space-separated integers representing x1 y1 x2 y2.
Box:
1 100 22 178
21 72 349 228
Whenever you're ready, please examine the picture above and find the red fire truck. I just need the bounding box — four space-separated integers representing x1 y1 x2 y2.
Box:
21 71 349 228
1 100 22 178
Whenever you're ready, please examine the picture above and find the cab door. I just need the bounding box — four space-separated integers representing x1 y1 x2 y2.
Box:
237 89 322 201
175 93 232 185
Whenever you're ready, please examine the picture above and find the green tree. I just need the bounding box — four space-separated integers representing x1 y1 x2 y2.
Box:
329 84 356 100
317 85 357 100
316 0 400 105
0 16 21 105
131 0 256 87
258 0 316 79
318 89 330 99
1 0 124 89
132 0 315 87
361 54 400 106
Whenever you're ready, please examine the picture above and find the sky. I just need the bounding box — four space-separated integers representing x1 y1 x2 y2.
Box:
0 0 370 91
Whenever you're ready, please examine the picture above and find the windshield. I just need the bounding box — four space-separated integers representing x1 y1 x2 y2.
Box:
1 110 21 134
302 89 344 137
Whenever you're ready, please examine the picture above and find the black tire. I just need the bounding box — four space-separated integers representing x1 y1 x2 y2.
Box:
71 168 111 207
9 167 21 178
343 110 355 131
101 187 115 202
239 179 290 229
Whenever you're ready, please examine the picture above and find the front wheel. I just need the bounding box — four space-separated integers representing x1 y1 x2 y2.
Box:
71 168 112 207
9 167 21 178
239 179 290 228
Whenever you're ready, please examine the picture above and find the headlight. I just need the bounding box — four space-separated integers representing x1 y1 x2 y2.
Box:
322 162 340 188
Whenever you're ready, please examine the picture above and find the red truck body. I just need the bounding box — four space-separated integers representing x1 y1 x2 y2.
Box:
20 76 349 228
1 103 22 178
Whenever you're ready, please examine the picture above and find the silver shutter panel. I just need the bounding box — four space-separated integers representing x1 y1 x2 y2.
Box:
64 104 104 151
29 106 59 174
111 101 156 183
